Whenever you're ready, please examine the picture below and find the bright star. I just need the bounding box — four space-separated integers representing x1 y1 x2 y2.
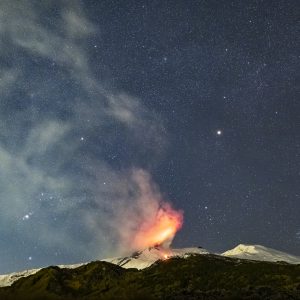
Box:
22 212 33 220
217 130 222 135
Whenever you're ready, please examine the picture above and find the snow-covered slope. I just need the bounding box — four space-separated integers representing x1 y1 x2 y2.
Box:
222 244 300 264
0 247 207 287
0 263 86 288
1 244 299 288
103 246 209 269
0 268 40 288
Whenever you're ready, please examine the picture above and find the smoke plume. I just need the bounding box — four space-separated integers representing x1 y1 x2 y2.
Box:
0 0 182 272
116 170 183 252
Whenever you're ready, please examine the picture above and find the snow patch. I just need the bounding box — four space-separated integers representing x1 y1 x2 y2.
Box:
222 244 300 264
103 246 209 269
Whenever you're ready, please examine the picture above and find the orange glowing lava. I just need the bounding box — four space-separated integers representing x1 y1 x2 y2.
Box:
132 203 183 250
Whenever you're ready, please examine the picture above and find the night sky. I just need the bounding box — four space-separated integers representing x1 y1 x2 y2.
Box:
0 0 299 273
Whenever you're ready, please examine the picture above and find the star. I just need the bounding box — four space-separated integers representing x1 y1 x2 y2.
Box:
216 130 222 136
22 212 33 220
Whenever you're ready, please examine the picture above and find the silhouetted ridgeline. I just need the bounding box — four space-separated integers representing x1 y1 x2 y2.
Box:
0 254 299 299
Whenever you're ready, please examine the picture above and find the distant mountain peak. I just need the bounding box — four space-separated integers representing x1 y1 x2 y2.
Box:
222 244 300 264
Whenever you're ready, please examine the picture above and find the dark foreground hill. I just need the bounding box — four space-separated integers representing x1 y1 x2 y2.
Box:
0 254 299 300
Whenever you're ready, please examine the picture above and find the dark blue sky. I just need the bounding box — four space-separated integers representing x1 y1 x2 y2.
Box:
0 0 299 273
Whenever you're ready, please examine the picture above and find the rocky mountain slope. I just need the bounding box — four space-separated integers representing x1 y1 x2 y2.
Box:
0 253 299 300
1 244 299 289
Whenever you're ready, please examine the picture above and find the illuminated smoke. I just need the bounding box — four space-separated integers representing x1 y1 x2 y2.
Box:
116 170 183 252
132 202 183 249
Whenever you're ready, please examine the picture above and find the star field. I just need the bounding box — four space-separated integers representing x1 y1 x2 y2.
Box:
0 0 299 273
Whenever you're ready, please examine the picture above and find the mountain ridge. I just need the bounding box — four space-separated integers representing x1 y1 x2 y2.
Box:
0 252 299 300
1 243 299 288
222 244 300 264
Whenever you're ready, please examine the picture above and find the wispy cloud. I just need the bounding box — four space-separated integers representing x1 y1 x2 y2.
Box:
0 1 170 272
